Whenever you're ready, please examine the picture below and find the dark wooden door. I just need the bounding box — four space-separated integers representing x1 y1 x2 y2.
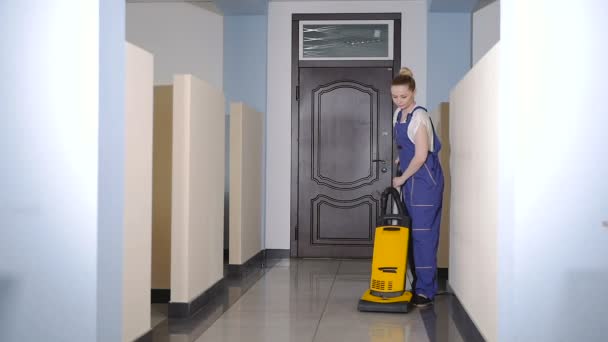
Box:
297 67 394 258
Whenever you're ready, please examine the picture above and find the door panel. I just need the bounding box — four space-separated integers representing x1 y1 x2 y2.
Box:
297 67 394 258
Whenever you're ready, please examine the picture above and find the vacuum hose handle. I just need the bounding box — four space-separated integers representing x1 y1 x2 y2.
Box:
377 187 411 227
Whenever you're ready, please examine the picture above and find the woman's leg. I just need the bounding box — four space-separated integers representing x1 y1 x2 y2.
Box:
410 204 441 299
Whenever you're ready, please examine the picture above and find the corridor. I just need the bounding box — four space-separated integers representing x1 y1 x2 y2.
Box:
151 258 482 342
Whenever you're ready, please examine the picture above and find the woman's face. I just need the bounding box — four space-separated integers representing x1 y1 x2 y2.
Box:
391 85 415 110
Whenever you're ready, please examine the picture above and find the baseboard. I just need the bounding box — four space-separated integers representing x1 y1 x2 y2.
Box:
134 328 153 342
163 248 291 319
225 249 290 275
151 289 170 304
226 250 265 276
446 282 486 342
168 278 225 319
264 249 290 259
438 267 449 279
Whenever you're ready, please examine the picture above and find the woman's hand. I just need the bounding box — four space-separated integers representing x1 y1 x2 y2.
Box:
392 175 406 188
395 157 400 165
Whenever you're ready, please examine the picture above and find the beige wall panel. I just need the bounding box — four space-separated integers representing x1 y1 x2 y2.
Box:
449 43 500 342
123 42 154 342
171 75 225 302
229 103 263 265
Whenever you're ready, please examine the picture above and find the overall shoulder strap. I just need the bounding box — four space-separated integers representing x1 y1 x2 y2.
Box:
410 105 428 114
393 108 402 125
411 106 440 153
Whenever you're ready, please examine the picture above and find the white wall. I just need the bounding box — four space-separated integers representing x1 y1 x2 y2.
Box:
123 42 153 342
126 2 223 88
499 1 608 341
0 1 124 340
265 0 428 249
449 44 499 342
472 0 499 65
171 75 225 303
230 103 264 264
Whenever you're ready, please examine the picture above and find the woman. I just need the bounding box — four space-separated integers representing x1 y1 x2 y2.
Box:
391 67 444 308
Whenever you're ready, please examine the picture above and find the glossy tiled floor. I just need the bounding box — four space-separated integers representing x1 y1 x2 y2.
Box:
152 258 482 342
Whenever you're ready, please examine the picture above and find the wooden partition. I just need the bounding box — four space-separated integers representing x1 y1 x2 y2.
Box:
151 85 173 292
430 102 451 269
123 42 153 342
229 102 264 265
171 75 225 304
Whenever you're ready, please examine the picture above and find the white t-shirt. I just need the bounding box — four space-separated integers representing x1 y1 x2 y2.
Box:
392 107 435 152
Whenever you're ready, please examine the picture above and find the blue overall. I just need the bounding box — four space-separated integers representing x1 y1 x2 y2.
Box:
395 106 444 299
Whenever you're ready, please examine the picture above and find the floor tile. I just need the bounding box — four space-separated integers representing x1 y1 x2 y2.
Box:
337 259 372 275
314 317 428 342
150 258 473 342
195 311 320 342
151 304 168 328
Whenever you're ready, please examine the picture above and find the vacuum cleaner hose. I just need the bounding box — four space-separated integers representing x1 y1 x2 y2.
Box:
378 187 411 227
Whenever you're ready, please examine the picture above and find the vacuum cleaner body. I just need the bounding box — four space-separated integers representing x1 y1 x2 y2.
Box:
358 187 412 313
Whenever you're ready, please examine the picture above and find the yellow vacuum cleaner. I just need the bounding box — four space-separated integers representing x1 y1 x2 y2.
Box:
358 187 412 313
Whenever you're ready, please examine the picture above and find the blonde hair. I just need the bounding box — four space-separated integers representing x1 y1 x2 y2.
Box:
392 67 416 90
399 67 414 78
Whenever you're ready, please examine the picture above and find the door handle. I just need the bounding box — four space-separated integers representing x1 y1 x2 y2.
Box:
373 159 388 173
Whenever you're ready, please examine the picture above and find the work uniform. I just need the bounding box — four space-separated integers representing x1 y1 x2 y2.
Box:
393 106 444 299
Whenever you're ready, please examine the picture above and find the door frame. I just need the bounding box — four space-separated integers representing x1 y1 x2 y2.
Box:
290 13 402 257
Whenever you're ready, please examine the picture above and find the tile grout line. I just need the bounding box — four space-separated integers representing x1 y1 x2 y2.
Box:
154 258 285 341
310 260 342 342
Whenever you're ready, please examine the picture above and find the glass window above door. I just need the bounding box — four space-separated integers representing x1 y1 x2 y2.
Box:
299 20 394 60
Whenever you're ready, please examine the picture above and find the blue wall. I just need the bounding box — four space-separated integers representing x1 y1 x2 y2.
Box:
223 15 269 250
224 15 268 114
427 12 472 112
98 0 126 341
0 1 125 340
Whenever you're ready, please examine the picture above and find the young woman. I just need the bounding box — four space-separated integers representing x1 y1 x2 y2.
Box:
391 68 444 307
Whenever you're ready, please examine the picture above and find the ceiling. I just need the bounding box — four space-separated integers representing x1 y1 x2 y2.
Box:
429 0 484 13
126 0 267 15
126 0 496 16
214 0 268 15
126 0 222 14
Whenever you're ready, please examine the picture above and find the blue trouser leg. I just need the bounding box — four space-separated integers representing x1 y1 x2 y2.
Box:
403 181 443 299
409 204 441 299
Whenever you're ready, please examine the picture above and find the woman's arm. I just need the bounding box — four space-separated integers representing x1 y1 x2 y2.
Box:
392 126 429 188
